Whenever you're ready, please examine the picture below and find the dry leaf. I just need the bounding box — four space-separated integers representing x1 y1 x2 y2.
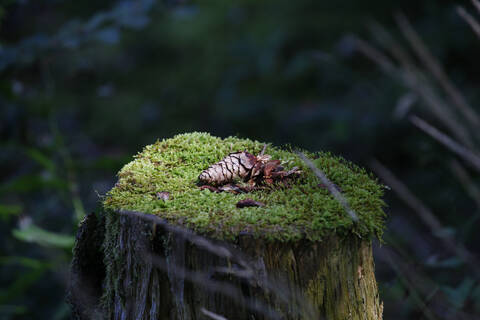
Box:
236 198 265 208
199 185 220 193
156 191 170 200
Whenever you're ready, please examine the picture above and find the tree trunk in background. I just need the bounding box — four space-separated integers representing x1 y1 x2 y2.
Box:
69 210 383 320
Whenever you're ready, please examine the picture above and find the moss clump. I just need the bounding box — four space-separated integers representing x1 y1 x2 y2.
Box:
104 132 386 241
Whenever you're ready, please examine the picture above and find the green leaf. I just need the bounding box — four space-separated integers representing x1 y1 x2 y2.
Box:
0 204 22 220
0 256 48 269
0 174 68 193
0 304 27 317
24 148 55 173
12 224 74 249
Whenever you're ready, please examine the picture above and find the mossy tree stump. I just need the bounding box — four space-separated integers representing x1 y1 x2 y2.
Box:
69 133 386 320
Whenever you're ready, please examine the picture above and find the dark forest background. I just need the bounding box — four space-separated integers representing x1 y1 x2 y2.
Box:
1 0 480 319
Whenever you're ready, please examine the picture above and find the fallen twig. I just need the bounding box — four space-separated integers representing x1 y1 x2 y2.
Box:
297 152 359 222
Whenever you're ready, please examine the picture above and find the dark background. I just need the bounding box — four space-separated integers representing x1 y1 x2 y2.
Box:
1 0 480 319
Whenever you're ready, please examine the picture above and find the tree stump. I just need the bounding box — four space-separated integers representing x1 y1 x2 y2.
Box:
69 132 386 320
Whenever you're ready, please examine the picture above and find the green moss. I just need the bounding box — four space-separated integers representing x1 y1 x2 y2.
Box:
103 132 386 241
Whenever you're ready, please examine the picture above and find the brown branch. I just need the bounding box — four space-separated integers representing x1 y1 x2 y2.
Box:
368 21 418 68
457 6 480 39
449 159 480 211
370 159 480 279
473 0 480 14
377 242 480 320
395 13 480 128
394 92 418 119
379 248 438 320
358 26 474 148
354 36 397 74
409 115 480 172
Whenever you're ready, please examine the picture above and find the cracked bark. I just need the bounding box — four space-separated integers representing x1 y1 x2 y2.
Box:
69 211 383 320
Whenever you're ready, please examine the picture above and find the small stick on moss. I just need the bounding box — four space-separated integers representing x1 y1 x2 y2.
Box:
236 198 265 208
297 152 359 222
259 144 268 156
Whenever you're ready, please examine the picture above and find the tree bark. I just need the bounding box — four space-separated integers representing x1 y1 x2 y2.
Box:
69 210 383 320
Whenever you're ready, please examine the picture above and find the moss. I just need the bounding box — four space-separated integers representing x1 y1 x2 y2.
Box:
100 210 121 316
103 132 386 241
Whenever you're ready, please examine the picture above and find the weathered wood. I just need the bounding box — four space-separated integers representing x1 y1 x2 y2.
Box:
68 213 105 320
69 133 385 319
69 210 383 320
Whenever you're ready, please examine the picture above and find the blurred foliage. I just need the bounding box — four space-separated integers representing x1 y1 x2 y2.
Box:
12 221 74 249
0 0 479 319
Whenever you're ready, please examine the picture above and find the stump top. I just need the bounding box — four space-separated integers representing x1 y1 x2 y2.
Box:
104 132 385 241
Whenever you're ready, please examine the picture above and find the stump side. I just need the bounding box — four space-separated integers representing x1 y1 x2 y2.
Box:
85 210 382 320
68 213 105 320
